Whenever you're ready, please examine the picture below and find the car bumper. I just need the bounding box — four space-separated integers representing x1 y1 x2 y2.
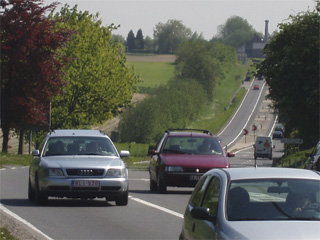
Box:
162 172 203 187
255 151 272 158
39 177 128 199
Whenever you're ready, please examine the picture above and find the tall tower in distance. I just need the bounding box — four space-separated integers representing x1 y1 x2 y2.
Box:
264 20 269 42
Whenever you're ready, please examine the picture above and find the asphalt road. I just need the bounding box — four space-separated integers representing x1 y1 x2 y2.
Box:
1 167 192 239
0 79 284 239
218 79 268 149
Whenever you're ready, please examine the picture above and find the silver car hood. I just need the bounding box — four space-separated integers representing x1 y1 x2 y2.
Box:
225 221 320 240
41 155 123 169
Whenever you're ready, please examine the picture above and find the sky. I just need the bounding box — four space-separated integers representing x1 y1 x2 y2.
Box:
43 0 316 40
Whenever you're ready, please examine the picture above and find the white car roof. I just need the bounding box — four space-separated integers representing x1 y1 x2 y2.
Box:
48 129 107 137
217 167 320 180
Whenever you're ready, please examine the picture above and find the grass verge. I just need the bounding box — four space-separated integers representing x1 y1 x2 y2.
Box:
273 148 313 168
0 154 32 168
0 227 17 240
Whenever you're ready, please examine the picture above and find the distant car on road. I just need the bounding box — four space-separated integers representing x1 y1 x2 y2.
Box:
254 136 273 160
275 124 285 133
28 129 130 206
273 130 284 139
253 85 260 90
149 129 234 193
179 167 320 240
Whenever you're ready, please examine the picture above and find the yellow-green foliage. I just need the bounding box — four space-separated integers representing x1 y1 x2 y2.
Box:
0 153 32 168
114 143 149 156
274 148 313 168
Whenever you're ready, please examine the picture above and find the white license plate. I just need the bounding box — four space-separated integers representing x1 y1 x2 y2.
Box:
189 175 201 181
72 180 100 187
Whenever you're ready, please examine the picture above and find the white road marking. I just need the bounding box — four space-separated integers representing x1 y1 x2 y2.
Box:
129 195 184 219
0 204 53 240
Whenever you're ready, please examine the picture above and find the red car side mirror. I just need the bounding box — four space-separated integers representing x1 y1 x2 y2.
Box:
227 152 235 157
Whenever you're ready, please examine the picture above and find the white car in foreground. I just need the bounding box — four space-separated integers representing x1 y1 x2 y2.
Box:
28 129 130 206
180 167 320 240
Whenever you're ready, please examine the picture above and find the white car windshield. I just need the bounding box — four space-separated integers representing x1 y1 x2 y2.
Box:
43 137 118 156
227 179 320 221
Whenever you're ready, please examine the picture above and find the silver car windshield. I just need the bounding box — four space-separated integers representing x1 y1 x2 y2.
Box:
162 136 223 155
43 137 118 157
227 179 320 221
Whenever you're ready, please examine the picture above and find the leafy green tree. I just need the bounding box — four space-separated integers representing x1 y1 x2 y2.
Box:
126 30 135 52
175 40 236 100
256 8 319 147
0 0 71 153
144 36 155 52
135 29 144 49
112 34 125 44
153 19 192 53
216 16 257 49
119 79 207 143
51 5 139 129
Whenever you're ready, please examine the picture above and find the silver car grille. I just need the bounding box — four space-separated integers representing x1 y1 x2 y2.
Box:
66 169 104 176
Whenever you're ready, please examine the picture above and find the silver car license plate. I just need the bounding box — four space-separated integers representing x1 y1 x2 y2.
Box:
72 180 100 187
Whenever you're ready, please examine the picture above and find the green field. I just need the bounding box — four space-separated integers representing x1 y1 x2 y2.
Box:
127 61 175 92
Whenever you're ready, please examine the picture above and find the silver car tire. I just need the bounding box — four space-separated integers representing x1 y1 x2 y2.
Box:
115 190 128 206
28 178 35 201
34 177 48 205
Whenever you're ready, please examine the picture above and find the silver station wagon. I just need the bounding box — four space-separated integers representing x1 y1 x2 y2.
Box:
28 129 130 206
180 167 320 240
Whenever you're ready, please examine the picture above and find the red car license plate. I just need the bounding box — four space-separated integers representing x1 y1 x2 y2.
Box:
189 175 201 181
72 180 100 187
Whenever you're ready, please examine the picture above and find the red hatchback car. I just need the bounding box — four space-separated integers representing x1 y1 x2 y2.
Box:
149 129 234 192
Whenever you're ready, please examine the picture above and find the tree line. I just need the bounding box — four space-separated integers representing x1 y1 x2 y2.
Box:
123 16 263 54
1 0 319 153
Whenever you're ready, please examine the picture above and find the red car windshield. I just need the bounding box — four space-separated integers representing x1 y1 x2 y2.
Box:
162 136 223 155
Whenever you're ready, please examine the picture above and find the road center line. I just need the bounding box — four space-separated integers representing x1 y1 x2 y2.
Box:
129 196 184 219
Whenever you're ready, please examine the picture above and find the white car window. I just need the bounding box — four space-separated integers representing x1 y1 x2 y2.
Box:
227 179 320 221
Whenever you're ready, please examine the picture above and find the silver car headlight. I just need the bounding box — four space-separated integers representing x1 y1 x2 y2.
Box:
165 166 183 172
106 168 126 177
46 168 64 176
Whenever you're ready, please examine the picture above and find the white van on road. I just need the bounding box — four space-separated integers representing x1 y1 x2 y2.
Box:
254 136 273 160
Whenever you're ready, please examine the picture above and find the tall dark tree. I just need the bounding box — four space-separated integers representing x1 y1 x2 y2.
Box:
0 0 72 153
126 30 135 52
135 28 144 49
257 8 319 147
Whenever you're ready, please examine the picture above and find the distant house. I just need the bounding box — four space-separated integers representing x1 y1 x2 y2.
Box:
245 34 265 58
237 34 266 60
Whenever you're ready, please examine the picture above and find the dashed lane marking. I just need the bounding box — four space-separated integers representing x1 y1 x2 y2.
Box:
129 195 184 219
